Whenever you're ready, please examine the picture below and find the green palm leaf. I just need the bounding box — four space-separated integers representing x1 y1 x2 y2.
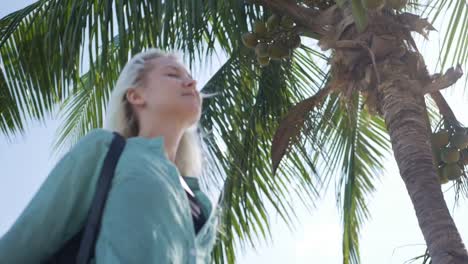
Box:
201 45 328 263
309 92 390 264
48 28 329 262
0 0 259 136
421 0 468 85
0 67 24 138
51 45 120 155
2 1 464 263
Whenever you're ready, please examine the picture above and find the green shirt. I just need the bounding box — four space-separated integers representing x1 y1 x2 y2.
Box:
0 129 220 263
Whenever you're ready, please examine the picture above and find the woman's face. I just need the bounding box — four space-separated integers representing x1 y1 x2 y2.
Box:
130 55 202 127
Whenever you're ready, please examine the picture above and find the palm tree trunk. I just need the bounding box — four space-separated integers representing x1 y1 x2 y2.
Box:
379 66 468 263
256 1 468 261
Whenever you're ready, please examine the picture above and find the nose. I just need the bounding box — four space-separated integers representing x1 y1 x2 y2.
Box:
183 78 197 90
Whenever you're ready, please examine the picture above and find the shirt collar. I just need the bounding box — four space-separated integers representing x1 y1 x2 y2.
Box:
127 135 167 157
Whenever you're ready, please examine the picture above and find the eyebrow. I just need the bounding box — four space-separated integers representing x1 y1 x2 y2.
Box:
165 65 192 79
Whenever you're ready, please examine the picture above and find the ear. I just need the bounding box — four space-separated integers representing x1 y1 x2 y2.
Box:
126 88 146 106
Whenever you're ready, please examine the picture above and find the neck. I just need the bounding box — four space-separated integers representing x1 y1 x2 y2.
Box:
137 115 185 163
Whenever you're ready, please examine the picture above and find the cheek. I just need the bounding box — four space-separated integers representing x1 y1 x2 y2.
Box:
146 83 178 107
177 94 202 115
145 78 201 116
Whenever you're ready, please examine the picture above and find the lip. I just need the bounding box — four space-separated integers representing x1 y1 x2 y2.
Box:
181 91 198 97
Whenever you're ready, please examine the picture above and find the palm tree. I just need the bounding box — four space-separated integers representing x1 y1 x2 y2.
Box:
0 0 466 263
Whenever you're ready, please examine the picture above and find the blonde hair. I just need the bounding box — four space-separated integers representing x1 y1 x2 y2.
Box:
103 48 204 177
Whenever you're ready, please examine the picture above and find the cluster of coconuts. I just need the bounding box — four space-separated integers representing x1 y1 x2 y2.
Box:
241 14 301 67
364 0 408 10
431 127 468 184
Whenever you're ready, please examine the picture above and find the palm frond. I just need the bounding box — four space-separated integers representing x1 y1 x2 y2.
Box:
50 45 120 156
405 248 431 264
351 0 368 32
420 0 468 85
0 0 260 137
50 35 328 263
0 67 24 139
200 45 328 263
310 92 390 264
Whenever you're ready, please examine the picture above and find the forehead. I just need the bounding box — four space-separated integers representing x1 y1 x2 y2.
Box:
150 55 188 72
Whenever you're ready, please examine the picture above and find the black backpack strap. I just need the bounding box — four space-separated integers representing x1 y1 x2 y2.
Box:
76 131 126 264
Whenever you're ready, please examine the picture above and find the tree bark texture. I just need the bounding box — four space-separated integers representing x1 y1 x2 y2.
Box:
255 1 468 262
379 70 468 264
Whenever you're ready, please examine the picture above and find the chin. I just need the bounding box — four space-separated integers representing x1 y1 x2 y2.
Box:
188 111 202 125
179 108 201 126
175 99 201 122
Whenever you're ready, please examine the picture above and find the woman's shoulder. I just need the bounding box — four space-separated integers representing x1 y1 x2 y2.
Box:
68 128 115 157
80 128 114 144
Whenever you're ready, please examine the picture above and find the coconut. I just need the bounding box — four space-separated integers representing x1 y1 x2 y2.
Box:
431 130 449 148
241 32 258 48
450 132 468 149
441 163 463 181
268 43 289 60
437 168 449 184
440 147 460 163
280 16 294 29
257 56 270 67
432 146 441 167
288 34 301 49
461 149 468 165
267 14 280 31
255 43 269 58
254 21 267 35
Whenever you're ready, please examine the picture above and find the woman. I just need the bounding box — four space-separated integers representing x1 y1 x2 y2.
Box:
0 49 221 263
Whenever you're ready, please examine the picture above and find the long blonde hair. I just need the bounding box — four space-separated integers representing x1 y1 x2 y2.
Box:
103 48 204 177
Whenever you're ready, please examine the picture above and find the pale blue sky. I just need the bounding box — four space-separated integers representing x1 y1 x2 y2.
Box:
1 2 467 263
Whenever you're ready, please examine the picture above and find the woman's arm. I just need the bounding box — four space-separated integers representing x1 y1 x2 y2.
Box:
0 129 112 263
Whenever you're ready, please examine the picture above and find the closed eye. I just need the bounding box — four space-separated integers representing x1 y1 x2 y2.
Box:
165 65 192 79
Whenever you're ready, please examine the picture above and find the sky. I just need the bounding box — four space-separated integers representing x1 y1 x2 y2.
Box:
1 1 467 263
